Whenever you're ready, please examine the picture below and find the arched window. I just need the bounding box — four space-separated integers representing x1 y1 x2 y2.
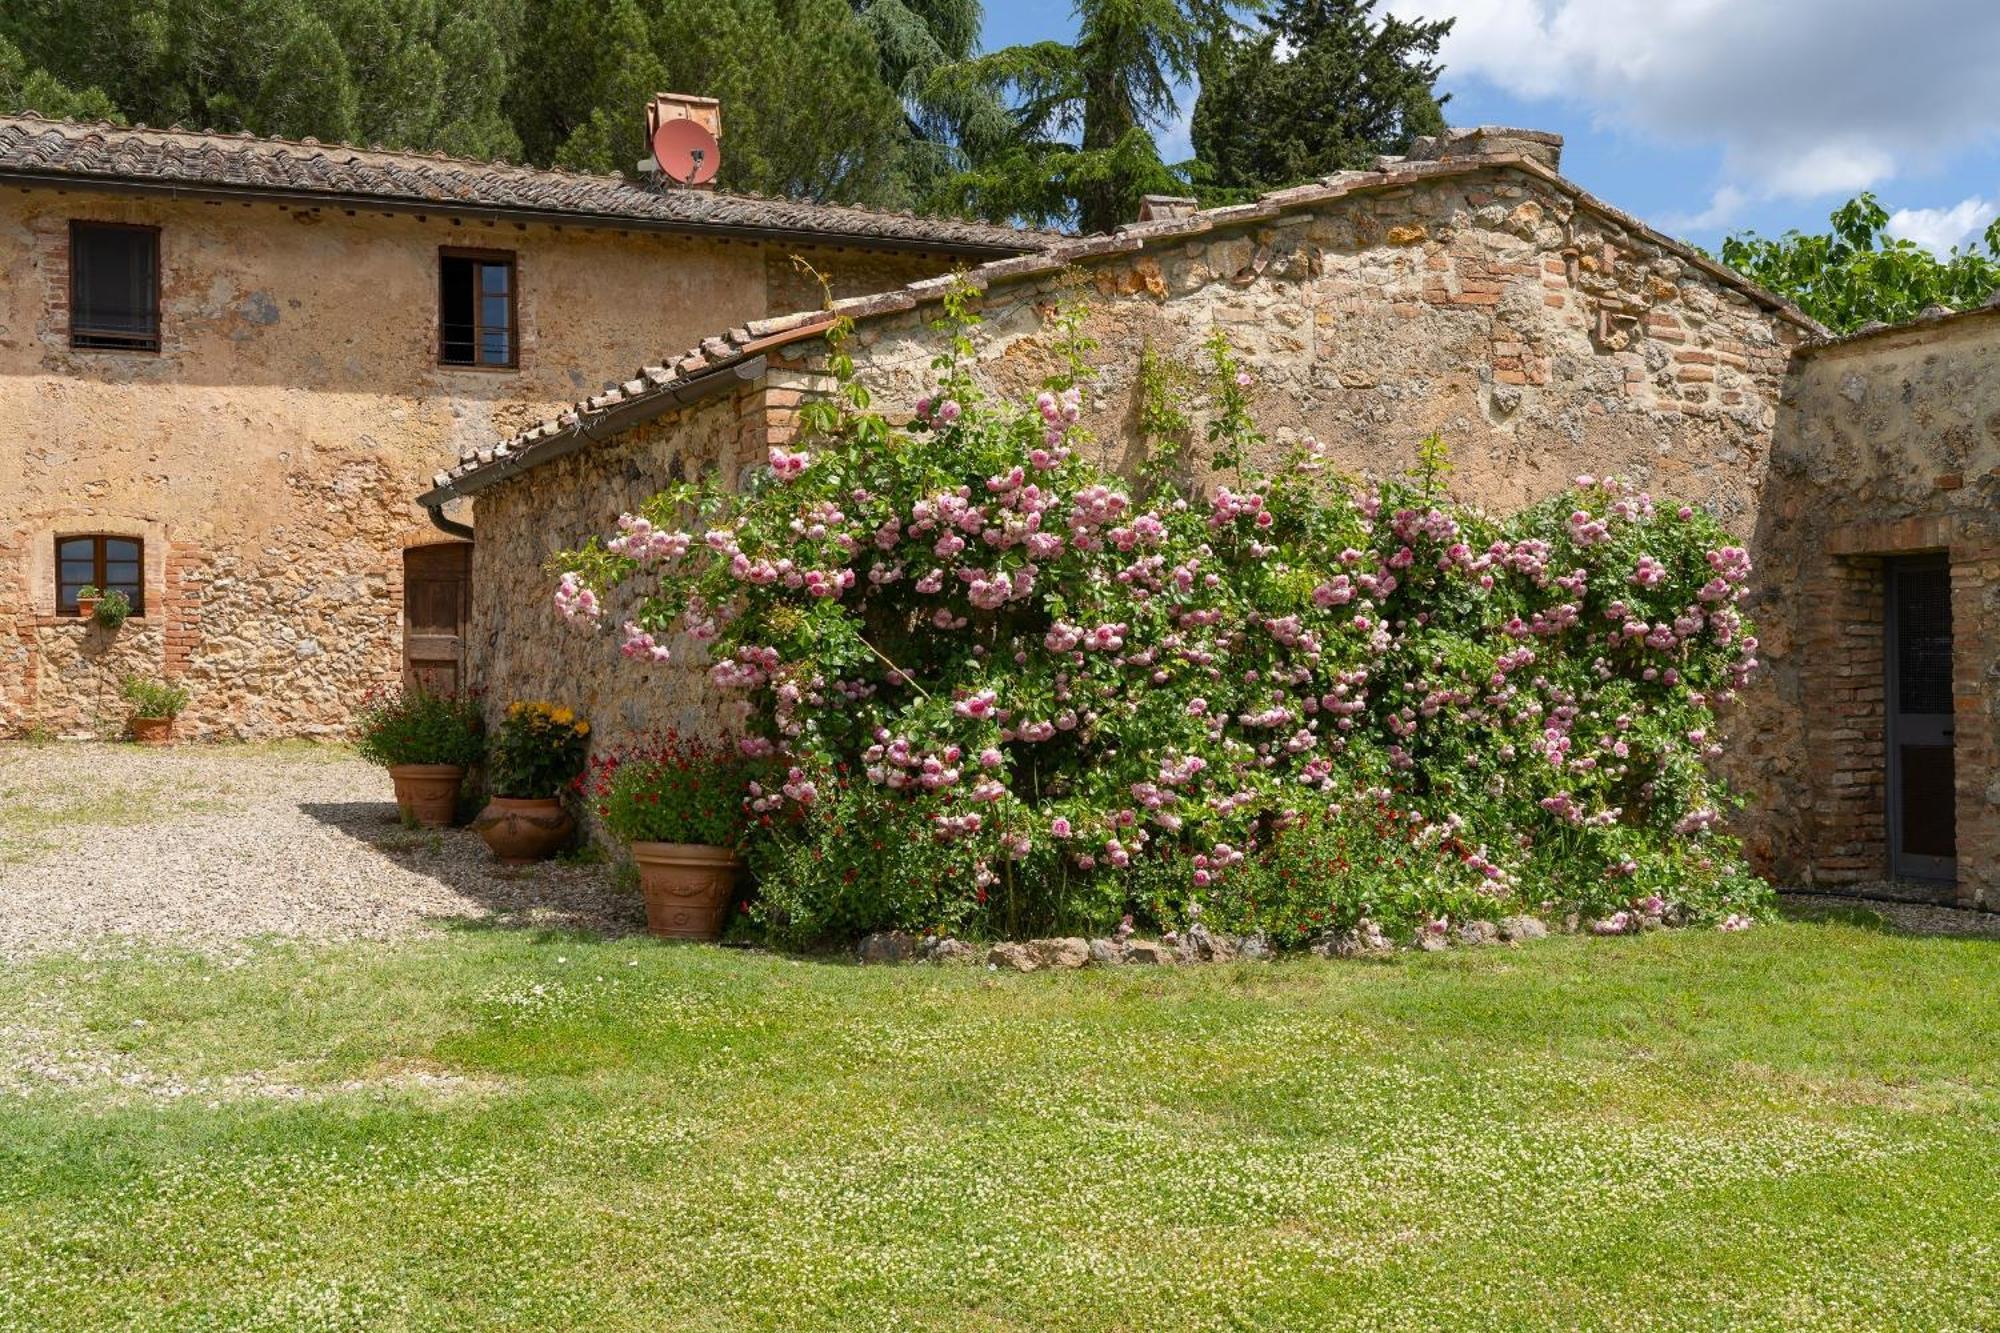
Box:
56 535 143 616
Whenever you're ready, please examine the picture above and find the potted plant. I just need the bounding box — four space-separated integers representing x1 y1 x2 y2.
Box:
471 701 591 863
588 732 750 940
353 686 485 827
74 584 101 619
120 674 190 745
93 589 132 630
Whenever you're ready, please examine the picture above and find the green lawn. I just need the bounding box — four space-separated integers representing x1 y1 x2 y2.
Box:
1 914 1995 1330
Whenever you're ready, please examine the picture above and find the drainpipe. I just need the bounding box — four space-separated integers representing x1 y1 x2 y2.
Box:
424 502 475 541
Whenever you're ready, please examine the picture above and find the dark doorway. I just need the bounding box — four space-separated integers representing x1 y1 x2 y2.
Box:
403 542 472 694
1886 556 1956 882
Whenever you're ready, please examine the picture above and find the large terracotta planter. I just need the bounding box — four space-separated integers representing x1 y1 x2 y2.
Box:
129 716 174 746
472 796 575 864
631 841 740 941
388 763 465 827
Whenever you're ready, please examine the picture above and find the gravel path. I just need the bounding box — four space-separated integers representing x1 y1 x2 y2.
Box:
0 743 642 962
1779 891 2000 939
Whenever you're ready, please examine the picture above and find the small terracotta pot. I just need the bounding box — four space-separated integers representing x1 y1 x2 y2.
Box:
129 716 174 746
388 763 466 827
631 841 740 941
75 597 99 620
472 796 575 864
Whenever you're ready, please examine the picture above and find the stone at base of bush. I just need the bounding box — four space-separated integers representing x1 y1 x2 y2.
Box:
1312 920 1393 959
1029 938 1090 969
1455 920 1502 947
1088 938 1124 965
1177 924 1235 964
988 942 1038 972
1122 940 1171 965
920 936 978 964
857 931 917 965
1498 915 1549 942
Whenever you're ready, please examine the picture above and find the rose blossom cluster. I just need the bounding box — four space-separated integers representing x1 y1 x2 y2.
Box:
551 356 1767 928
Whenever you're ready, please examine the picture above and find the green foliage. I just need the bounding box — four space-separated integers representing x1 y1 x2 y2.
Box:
351 686 484 767
934 0 1253 232
557 289 1773 948
1208 795 1499 942
118 673 189 719
1190 0 1449 199
0 30 117 120
0 0 937 208
1721 193 2000 333
0 0 525 159
744 770 986 947
91 588 131 630
586 731 750 848
486 700 590 799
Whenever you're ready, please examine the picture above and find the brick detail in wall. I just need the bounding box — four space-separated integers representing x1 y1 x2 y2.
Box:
1799 556 1888 885
162 540 207 679
1948 552 1999 910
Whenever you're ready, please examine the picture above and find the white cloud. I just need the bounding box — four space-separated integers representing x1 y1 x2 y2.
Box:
1888 196 1998 256
1663 184 1748 234
1384 0 2000 204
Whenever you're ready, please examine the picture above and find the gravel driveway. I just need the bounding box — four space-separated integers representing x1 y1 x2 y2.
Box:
0 743 641 961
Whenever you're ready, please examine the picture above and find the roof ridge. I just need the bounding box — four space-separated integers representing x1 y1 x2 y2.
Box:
0 110 1066 241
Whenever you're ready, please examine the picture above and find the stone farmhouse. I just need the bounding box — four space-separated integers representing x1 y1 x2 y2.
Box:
419 128 1998 911
0 100 1045 737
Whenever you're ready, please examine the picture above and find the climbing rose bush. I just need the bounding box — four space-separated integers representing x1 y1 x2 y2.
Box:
554 294 1771 942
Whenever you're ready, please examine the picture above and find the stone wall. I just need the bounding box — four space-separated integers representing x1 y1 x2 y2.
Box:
467 384 777 751
0 186 963 739
829 164 1812 877
463 159 1821 879
1767 310 2000 907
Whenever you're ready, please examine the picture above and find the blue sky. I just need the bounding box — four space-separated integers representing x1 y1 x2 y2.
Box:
982 0 2000 254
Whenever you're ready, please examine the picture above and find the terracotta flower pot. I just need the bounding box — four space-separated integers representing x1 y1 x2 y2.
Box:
631 841 740 941
129 716 174 746
472 796 575 864
388 763 465 827
75 597 99 620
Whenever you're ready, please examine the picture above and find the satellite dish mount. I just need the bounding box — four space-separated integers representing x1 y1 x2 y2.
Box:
646 94 722 189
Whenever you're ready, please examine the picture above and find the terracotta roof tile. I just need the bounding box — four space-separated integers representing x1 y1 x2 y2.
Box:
0 112 1051 254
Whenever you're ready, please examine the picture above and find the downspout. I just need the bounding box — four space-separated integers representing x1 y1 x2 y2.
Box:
424 502 475 541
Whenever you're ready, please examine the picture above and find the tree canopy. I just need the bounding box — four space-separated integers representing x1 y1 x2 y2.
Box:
932 0 1251 234
1190 0 1449 198
0 0 964 206
1721 194 2000 334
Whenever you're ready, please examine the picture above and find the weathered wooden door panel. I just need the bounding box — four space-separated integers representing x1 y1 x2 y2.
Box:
403 542 471 693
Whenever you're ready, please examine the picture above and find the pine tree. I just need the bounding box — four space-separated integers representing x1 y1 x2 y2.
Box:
937 0 1247 233
1190 0 1449 197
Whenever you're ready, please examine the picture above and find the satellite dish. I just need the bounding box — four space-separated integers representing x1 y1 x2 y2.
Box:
651 116 720 186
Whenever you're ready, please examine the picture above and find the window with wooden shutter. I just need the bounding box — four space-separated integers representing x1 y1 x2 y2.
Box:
70 222 161 351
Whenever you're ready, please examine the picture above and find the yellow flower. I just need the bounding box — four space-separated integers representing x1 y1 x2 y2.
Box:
575 721 590 736
551 706 575 724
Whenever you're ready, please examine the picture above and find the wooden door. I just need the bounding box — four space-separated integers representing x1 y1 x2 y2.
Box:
403 542 472 694
1886 558 1956 883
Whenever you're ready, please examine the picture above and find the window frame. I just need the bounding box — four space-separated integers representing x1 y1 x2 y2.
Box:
437 246 518 370
55 533 145 617
69 220 163 353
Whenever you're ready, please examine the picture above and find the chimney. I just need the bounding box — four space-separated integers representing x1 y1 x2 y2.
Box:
1136 195 1200 224
1404 126 1563 175
641 93 722 188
